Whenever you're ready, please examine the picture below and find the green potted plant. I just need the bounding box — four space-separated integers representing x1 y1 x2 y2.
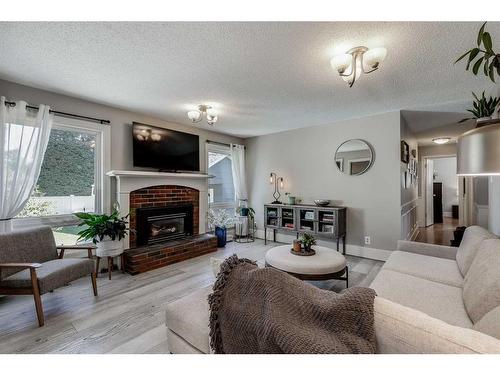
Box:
284 192 296 205
236 206 255 219
459 91 500 126
299 232 316 252
207 208 234 247
74 204 129 258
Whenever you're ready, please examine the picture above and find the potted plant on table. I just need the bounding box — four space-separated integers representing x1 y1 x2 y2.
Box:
74 205 129 258
299 233 316 253
208 208 234 248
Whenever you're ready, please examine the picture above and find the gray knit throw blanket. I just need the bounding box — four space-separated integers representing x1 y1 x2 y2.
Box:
208 255 377 354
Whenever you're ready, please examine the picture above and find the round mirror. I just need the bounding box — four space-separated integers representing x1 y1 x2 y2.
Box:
335 139 374 176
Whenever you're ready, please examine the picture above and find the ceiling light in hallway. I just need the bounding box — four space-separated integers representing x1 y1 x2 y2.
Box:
331 46 387 87
432 137 451 144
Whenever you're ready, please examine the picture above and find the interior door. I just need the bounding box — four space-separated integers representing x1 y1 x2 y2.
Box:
425 158 434 226
433 182 443 224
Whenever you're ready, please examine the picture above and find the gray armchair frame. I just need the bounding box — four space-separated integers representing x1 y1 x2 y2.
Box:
0 245 97 327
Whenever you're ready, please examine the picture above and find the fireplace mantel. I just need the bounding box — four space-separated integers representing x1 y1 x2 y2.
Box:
107 170 210 249
106 170 213 179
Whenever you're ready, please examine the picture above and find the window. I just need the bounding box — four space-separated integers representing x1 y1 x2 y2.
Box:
207 143 235 218
14 117 110 236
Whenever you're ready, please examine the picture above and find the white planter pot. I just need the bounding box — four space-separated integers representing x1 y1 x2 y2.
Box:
96 238 124 258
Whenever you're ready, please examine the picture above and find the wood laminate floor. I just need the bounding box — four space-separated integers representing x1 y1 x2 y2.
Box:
415 217 459 246
0 239 383 354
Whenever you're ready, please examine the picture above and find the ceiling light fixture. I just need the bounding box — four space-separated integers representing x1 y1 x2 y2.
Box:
432 137 451 145
331 46 387 87
187 105 218 126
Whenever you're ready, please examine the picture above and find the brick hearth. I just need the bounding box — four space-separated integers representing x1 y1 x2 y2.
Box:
123 234 217 275
129 185 200 248
125 184 216 274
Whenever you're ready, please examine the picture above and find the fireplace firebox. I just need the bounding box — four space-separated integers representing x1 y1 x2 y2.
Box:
135 204 194 246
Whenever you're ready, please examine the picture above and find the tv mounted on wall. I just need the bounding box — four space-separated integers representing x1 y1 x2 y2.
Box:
132 122 200 172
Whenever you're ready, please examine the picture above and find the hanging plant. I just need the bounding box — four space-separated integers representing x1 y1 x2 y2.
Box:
455 22 500 82
459 91 500 123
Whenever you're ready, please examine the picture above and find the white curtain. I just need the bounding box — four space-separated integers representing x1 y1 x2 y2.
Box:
0 97 53 231
230 144 248 202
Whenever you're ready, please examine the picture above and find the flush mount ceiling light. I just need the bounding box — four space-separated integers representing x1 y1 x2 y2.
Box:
432 137 451 145
187 105 218 126
330 46 387 87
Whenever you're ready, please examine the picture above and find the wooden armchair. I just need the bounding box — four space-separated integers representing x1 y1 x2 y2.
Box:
0 227 97 327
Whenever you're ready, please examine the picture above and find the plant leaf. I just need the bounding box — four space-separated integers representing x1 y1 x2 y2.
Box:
489 64 496 82
468 48 480 63
473 57 484 75
455 49 472 64
483 32 493 52
477 22 487 46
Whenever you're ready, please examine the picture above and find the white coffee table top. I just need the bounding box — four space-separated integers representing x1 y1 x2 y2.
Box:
265 244 346 275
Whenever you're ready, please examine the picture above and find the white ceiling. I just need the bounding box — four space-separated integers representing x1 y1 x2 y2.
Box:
0 22 499 138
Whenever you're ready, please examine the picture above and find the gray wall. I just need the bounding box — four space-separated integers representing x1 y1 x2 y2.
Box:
433 157 458 215
400 115 418 240
0 79 243 173
246 111 402 252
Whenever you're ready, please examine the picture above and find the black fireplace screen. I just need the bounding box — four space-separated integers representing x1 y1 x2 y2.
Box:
135 205 194 246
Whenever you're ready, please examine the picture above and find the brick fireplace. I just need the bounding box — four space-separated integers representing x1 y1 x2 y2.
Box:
129 185 200 247
106 170 217 274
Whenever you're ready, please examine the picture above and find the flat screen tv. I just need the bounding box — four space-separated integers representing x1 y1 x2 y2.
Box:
132 122 200 172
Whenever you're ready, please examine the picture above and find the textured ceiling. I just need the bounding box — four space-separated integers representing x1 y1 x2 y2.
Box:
0 22 499 138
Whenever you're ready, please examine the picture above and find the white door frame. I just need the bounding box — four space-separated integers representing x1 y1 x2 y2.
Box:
422 154 457 227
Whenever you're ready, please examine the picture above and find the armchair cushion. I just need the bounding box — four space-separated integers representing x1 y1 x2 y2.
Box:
456 226 496 277
0 258 94 294
0 226 58 279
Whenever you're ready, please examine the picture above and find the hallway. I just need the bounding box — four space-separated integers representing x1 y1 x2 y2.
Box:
415 217 459 246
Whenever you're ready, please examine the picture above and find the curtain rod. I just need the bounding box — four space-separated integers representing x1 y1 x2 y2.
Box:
3 100 111 125
206 140 246 149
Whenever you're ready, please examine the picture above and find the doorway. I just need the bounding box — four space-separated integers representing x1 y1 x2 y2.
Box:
420 156 459 245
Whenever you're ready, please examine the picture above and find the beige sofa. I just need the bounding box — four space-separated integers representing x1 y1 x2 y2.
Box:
165 226 500 353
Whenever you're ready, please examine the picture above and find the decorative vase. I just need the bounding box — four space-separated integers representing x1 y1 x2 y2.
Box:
303 244 311 252
287 196 296 205
215 226 227 247
240 207 249 216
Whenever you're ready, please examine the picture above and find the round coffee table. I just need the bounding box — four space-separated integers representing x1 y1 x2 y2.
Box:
265 245 348 287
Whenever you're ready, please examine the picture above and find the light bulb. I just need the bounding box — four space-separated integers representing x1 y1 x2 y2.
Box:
270 174 274 184
279 178 284 189
331 54 352 74
187 110 202 123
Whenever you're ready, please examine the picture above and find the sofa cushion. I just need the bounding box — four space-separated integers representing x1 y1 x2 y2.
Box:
473 305 500 340
383 251 464 287
0 258 94 294
463 239 500 323
165 284 212 353
0 226 58 279
456 226 496 277
370 269 472 328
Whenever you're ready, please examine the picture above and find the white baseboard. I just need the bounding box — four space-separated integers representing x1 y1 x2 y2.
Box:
255 229 391 261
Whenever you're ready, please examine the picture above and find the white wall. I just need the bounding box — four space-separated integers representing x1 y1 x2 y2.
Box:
433 157 458 216
246 111 401 255
0 79 244 212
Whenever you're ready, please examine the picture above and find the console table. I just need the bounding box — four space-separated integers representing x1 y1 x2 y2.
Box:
264 203 347 254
